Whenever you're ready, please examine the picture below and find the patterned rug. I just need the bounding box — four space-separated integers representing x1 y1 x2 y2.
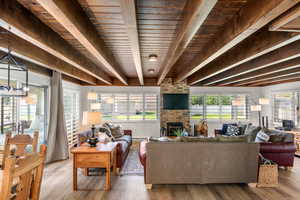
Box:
120 141 144 176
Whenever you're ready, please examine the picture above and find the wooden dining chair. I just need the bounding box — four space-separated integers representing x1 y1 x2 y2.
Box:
1 131 39 170
0 144 47 200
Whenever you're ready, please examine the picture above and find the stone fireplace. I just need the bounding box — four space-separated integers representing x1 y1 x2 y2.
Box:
160 78 190 134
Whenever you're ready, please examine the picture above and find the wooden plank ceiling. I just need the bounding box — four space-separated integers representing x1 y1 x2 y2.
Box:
1 0 300 86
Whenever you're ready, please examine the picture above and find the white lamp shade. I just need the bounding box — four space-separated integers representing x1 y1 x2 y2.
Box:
250 105 262 111
90 103 101 110
259 98 270 105
82 111 102 126
87 92 98 100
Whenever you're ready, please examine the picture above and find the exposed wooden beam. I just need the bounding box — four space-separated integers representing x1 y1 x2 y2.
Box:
36 0 128 85
188 29 300 85
246 73 300 86
120 0 144 85
232 67 300 86
269 4 300 32
0 0 111 84
0 32 98 85
192 38 300 86
96 78 158 87
0 50 84 85
211 57 300 86
176 0 299 83
157 0 217 85
256 78 300 86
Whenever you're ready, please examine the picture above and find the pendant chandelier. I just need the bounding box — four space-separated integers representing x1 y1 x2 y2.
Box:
0 27 29 97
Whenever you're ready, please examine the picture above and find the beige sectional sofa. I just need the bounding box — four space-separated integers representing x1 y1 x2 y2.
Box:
139 140 259 188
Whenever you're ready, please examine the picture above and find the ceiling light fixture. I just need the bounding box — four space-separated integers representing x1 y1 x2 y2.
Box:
0 27 29 97
148 69 155 74
148 54 158 62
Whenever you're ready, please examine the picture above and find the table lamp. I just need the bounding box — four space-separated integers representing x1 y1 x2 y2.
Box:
82 111 102 147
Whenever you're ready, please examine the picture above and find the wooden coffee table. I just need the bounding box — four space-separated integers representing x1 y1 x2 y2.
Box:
71 142 117 191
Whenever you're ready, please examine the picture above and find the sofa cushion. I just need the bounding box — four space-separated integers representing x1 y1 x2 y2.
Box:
217 135 249 143
115 135 132 146
245 125 261 142
265 129 294 143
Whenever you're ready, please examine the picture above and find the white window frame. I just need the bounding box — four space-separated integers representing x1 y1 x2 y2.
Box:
63 89 80 147
89 92 159 122
190 93 250 122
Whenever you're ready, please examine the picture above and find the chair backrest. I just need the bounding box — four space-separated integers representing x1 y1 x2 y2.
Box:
1 132 39 169
0 144 47 200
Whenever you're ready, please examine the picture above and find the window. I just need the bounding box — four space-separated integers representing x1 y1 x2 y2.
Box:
273 92 295 123
0 83 47 146
190 95 204 120
144 94 158 120
90 93 158 121
190 94 249 121
63 90 80 147
0 97 17 134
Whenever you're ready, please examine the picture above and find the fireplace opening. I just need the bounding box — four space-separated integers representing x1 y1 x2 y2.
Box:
167 122 184 136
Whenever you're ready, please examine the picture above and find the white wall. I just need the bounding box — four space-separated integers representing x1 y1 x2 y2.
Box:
190 86 263 136
261 81 300 128
80 86 160 138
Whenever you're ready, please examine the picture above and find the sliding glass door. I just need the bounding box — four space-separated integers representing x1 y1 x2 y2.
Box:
0 83 48 145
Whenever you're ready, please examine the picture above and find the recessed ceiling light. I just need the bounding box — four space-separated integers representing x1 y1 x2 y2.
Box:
148 69 155 74
148 54 158 62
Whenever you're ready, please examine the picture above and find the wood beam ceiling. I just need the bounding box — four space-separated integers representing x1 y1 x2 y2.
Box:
176 0 299 83
120 0 144 85
0 51 84 85
0 31 97 85
211 57 300 86
188 29 300 85
95 78 157 87
0 0 112 85
245 73 300 86
269 4 300 32
157 0 217 85
192 37 300 86
255 78 300 87
232 67 300 86
36 0 128 85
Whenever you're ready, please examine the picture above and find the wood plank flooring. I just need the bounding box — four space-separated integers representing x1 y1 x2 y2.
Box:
40 157 300 200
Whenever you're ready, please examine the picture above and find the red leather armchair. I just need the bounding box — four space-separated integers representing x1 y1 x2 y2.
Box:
260 142 296 169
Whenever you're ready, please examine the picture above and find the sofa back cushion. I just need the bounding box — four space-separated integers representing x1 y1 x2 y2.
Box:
217 135 249 143
245 125 261 142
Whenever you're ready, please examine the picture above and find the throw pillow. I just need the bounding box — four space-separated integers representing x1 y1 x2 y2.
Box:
100 126 115 141
255 129 270 143
110 126 123 138
226 125 239 136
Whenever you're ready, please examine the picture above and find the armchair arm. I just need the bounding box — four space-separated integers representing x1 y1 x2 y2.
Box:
215 128 223 136
260 142 296 153
123 129 132 136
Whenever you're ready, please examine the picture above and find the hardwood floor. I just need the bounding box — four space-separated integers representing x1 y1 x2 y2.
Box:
41 157 300 200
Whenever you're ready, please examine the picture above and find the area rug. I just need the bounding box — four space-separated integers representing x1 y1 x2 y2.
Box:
120 141 144 176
